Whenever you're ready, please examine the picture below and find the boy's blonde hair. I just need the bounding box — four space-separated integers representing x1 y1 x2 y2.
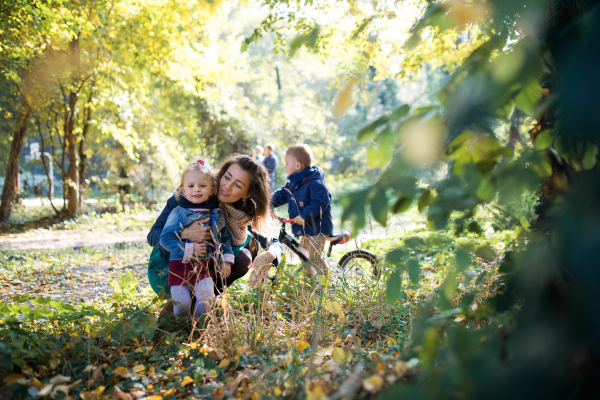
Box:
175 160 215 200
286 144 313 168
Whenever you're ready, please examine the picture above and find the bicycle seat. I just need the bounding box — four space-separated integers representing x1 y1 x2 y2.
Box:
328 230 350 245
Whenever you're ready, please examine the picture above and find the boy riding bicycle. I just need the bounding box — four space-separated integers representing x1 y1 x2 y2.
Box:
271 144 333 276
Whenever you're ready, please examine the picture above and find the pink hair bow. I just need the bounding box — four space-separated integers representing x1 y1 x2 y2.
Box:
197 159 205 165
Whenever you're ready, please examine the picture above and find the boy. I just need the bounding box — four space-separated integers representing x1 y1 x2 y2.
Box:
263 143 278 191
271 144 333 275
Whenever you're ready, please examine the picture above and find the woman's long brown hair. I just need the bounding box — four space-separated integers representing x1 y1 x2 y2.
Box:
217 154 273 237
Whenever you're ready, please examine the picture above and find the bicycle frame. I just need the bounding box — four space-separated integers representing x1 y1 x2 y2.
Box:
272 211 336 263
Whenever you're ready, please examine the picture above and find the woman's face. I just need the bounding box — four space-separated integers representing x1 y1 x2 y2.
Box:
218 163 251 204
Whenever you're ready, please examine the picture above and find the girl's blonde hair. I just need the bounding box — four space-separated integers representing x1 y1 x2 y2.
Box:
175 160 215 200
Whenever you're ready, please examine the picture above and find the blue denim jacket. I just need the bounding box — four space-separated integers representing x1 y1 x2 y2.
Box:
160 206 235 264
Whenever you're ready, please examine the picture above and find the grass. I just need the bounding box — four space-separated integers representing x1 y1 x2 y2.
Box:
0 206 522 399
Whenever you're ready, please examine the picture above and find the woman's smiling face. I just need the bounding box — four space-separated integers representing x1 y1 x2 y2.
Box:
218 163 251 204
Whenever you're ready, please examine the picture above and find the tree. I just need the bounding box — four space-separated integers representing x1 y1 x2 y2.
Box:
249 0 600 396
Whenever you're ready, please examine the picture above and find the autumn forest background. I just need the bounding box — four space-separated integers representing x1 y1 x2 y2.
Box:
1 0 600 399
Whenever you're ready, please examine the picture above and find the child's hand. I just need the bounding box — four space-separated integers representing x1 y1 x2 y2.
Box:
193 243 207 257
294 215 305 226
221 262 231 278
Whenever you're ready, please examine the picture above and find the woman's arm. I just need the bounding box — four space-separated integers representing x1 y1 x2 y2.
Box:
251 230 283 266
147 196 178 248
247 229 284 287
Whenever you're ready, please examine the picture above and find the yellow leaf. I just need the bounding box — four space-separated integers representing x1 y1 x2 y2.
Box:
273 387 282 396
38 385 53 397
368 351 381 361
315 347 333 357
149 365 156 374
49 358 59 370
94 386 105 395
394 361 409 377
31 378 43 388
333 77 357 118
164 388 177 396
306 386 326 400
206 369 218 379
79 391 94 400
282 351 293 366
132 364 145 374
363 374 384 393
218 358 230 368
324 301 343 318
387 337 397 346
3 373 27 386
145 397 163 400
236 346 249 355
332 348 344 364
114 367 131 377
181 376 194 386
296 340 310 352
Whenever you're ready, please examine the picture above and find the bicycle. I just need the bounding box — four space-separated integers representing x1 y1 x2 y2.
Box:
270 211 379 281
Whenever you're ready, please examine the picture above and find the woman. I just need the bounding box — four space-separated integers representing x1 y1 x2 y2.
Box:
147 155 281 315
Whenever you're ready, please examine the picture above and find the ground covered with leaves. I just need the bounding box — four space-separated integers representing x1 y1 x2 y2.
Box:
0 208 520 400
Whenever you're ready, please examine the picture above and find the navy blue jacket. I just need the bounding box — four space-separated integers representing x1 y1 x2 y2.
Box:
147 196 283 265
271 166 333 237
263 154 278 182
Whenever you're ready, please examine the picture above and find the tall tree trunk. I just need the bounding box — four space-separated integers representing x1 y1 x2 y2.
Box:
65 36 81 216
0 105 32 222
65 90 79 216
78 89 93 208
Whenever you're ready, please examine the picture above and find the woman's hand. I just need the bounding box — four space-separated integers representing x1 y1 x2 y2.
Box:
193 243 207 257
221 262 231 278
248 250 276 287
181 218 212 242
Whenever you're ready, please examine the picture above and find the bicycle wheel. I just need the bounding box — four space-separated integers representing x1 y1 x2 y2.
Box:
338 250 379 280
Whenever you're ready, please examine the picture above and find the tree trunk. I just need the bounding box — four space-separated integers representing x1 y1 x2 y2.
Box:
0 106 31 222
78 89 93 208
65 90 79 216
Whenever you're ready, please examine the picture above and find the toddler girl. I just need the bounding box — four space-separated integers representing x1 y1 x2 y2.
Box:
160 160 234 321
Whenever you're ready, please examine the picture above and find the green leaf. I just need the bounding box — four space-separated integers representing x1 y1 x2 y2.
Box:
514 80 542 115
389 104 410 121
370 186 389 226
417 188 434 212
582 144 598 170
392 195 413 214
407 258 421 284
340 188 371 235
534 130 553 150
456 248 471 272
385 270 403 305
366 127 394 169
476 178 498 202
357 116 389 142
386 249 407 266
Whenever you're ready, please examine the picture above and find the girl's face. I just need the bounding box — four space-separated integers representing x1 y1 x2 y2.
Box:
182 170 214 204
218 163 251 204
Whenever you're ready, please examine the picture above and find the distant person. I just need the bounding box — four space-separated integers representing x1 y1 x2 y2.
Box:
252 145 264 163
271 144 333 276
263 143 278 191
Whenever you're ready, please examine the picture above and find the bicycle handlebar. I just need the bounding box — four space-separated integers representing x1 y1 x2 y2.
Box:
270 209 295 223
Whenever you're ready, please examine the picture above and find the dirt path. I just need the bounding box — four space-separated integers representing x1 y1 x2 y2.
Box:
0 230 148 250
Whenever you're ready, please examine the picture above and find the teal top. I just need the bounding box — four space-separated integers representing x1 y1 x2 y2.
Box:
232 234 252 256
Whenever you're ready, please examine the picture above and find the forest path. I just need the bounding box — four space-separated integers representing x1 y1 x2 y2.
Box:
0 230 147 250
